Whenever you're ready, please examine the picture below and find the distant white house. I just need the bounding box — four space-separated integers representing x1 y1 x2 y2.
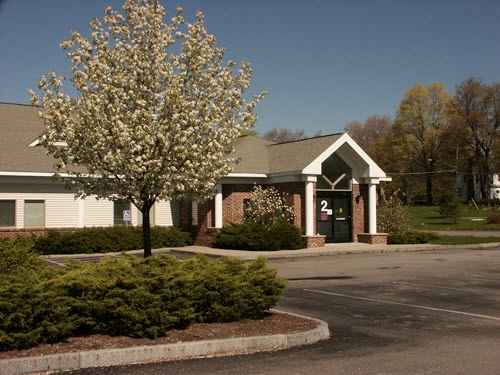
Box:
490 174 500 200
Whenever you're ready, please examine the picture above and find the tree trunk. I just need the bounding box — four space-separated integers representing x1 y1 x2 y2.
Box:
142 203 153 258
426 174 433 205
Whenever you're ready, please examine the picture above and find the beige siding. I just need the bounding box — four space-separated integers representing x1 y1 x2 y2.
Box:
0 177 181 229
84 197 113 227
155 200 179 226
45 194 79 227
0 180 79 228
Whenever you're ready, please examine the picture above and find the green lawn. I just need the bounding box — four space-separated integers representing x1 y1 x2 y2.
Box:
408 205 500 231
407 204 500 245
430 236 500 245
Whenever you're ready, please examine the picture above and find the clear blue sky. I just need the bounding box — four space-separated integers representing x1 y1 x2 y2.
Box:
1 0 498 136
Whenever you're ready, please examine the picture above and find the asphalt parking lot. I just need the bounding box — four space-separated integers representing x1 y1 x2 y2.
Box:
51 247 500 375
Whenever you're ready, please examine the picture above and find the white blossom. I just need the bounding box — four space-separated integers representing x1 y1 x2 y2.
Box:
28 0 265 256
244 185 296 225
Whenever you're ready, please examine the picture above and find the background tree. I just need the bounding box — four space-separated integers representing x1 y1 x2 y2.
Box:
263 127 322 143
29 0 265 257
344 114 392 150
344 115 411 201
452 77 500 199
344 114 393 169
393 82 453 204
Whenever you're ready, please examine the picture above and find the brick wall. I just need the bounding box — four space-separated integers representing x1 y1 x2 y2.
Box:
272 182 305 230
305 235 325 248
358 233 387 245
0 227 77 238
222 184 254 224
352 183 369 242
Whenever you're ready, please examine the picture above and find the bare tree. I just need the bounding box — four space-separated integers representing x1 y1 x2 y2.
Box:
263 128 321 143
452 77 500 199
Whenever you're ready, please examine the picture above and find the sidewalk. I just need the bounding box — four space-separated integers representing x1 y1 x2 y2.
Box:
44 234 500 265
168 242 444 260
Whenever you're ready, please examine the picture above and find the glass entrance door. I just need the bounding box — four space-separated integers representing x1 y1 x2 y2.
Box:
317 191 352 243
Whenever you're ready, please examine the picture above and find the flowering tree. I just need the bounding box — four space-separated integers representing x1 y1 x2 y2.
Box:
243 185 296 225
28 0 265 257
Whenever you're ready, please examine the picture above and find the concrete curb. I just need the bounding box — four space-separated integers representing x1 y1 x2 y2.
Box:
0 311 329 375
168 242 500 261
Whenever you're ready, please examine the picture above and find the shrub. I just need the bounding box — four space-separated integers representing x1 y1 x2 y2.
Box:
33 226 193 255
377 197 411 233
211 221 306 251
244 185 296 225
0 254 287 351
436 190 464 224
486 213 500 224
0 236 49 283
388 231 440 244
0 237 62 350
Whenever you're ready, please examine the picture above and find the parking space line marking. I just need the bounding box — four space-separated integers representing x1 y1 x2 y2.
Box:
392 281 499 295
305 289 500 321
467 274 500 280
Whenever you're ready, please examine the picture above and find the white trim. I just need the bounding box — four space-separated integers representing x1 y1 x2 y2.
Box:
226 173 268 178
77 197 85 228
215 183 223 228
302 133 388 180
0 171 55 177
28 139 41 147
305 180 314 236
368 183 377 233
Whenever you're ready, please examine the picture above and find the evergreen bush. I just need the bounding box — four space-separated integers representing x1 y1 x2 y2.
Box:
436 190 464 224
211 221 306 251
388 231 440 244
0 253 287 351
33 226 192 255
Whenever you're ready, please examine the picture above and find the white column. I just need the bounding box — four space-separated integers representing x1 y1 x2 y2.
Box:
77 197 85 228
368 183 377 234
215 183 223 228
305 180 314 236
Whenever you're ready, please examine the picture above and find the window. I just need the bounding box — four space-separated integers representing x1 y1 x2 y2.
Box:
190 201 198 226
113 200 131 225
317 154 352 191
0 200 15 227
24 200 45 227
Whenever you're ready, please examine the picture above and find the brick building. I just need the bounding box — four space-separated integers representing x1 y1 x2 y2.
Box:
0 102 391 247
181 134 391 247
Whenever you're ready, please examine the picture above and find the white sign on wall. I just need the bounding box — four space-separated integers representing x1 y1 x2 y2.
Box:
123 209 131 222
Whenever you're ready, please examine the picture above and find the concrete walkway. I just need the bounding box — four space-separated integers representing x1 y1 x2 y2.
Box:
43 230 500 265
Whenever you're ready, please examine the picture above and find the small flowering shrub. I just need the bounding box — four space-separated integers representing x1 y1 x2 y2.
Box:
212 185 304 250
244 185 296 225
377 197 411 233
